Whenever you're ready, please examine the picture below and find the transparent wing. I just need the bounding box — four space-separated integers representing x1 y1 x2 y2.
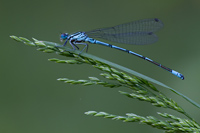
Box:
85 18 163 45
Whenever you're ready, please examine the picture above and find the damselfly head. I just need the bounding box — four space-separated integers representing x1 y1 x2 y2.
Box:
60 33 68 42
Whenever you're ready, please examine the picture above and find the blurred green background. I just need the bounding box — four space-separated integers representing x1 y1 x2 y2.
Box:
1 0 200 132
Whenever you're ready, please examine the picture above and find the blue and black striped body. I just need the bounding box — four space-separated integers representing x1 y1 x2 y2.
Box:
60 18 184 80
86 37 184 80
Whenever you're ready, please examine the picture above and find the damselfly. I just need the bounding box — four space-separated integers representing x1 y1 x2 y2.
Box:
60 18 184 80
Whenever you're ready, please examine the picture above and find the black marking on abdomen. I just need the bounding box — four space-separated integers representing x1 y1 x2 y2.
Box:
126 49 129 53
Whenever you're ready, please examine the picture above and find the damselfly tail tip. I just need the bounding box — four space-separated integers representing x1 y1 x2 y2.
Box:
172 70 184 80
180 74 184 80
